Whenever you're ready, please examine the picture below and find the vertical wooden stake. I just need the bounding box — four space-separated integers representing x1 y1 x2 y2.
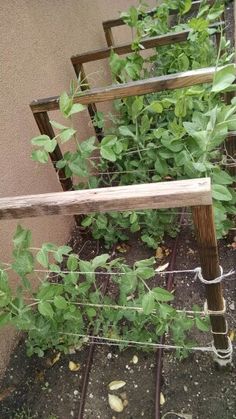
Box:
72 62 103 142
103 26 115 47
32 111 81 225
33 111 73 192
192 205 231 365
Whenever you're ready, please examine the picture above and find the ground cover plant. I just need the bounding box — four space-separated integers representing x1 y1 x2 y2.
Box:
0 226 210 358
31 0 236 249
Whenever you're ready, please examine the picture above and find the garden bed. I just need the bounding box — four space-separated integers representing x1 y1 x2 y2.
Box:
0 223 235 419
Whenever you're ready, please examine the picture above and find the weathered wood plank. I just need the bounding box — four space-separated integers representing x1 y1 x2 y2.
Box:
30 67 218 113
0 178 211 220
71 23 222 65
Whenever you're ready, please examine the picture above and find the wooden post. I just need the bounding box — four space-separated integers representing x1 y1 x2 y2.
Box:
32 112 81 224
32 111 73 192
103 25 115 47
192 205 231 365
72 62 103 142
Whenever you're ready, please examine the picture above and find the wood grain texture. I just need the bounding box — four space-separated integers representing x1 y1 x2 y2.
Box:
0 178 211 220
192 205 229 352
30 67 218 113
71 23 222 65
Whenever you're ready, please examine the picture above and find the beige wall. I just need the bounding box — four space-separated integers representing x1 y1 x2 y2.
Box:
0 0 156 378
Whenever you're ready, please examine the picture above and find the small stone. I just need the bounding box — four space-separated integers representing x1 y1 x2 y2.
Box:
184 385 188 392
74 390 79 396
107 353 112 359
123 399 128 407
70 411 74 417
229 302 235 311
131 355 138 364
120 392 127 400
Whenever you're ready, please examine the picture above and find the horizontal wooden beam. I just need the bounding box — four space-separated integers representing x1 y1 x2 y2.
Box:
72 22 222 65
102 0 207 29
30 66 217 113
0 178 212 220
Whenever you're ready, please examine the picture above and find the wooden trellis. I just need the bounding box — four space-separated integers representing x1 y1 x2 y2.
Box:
102 0 215 47
30 66 221 191
0 177 232 364
70 21 222 141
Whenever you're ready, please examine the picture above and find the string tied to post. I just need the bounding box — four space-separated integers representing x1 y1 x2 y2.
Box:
195 266 235 285
211 336 233 361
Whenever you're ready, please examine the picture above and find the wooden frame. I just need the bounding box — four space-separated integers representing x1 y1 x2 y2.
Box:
70 21 222 142
102 0 214 47
30 66 219 191
0 177 231 363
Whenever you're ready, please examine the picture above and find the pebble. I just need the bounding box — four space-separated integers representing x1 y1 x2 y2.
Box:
74 390 79 396
229 302 235 310
107 353 112 359
70 411 74 417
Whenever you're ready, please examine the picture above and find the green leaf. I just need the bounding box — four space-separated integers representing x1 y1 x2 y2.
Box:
38 301 54 318
212 65 236 93
31 135 50 146
12 251 34 277
148 101 163 113
68 156 88 177
101 135 117 146
92 254 110 269
44 139 57 153
50 120 68 130
142 292 155 315
59 128 77 143
86 307 97 319
37 283 63 299
54 295 67 310
212 170 233 185
80 137 97 155
192 162 206 172
130 212 138 224
31 150 48 163
131 97 143 120
59 92 72 117
67 255 78 271
119 126 135 137
212 184 232 201
136 267 155 280
100 145 116 162
36 249 49 268
195 317 210 332
152 287 174 302
67 103 86 116
13 225 32 252
81 215 93 227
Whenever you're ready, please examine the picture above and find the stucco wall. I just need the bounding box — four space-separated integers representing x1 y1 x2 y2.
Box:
0 0 156 378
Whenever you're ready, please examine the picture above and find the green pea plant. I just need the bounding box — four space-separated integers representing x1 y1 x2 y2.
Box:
0 225 210 358
31 0 236 249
